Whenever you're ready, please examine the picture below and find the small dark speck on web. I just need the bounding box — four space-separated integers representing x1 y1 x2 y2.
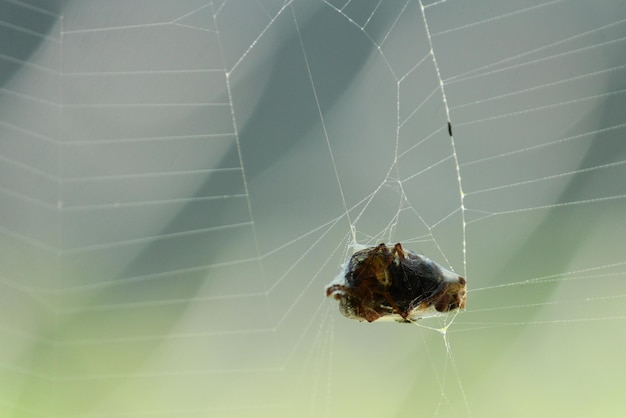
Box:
447 122 453 136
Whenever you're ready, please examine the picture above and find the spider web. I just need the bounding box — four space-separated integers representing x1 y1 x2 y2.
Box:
1 0 625 417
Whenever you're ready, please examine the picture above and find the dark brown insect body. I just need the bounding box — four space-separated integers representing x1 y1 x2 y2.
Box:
326 243 467 323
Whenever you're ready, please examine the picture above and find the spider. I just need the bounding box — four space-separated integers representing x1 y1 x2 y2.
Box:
326 243 466 323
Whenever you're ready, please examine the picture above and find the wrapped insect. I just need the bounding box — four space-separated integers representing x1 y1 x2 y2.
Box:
326 243 467 323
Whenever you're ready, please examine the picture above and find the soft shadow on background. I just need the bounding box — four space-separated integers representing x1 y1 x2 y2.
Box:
1 1 625 417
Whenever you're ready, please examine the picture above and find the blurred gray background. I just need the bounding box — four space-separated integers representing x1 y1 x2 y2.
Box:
1 1 625 417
